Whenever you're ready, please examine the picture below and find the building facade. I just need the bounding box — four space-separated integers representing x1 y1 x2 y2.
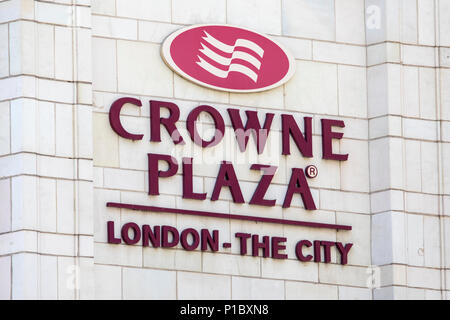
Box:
0 0 449 300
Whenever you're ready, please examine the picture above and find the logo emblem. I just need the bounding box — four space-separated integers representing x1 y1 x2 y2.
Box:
161 24 296 93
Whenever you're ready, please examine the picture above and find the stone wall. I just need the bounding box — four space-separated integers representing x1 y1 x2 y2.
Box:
0 0 449 300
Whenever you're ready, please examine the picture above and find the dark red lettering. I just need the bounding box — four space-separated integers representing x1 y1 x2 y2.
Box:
321 119 348 161
150 100 184 144
109 97 143 141
283 168 316 210
281 115 313 157
211 161 244 203
148 153 179 195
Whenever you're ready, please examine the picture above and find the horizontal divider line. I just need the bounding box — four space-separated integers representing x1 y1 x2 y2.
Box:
106 202 352 231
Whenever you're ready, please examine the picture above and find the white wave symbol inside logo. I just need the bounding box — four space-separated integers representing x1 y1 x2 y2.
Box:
196 31 264 82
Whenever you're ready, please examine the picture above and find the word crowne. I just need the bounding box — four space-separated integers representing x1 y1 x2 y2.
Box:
161 24 296 92
109 98 349 211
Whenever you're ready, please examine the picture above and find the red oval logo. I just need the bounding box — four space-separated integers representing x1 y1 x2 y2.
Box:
161 24 296 93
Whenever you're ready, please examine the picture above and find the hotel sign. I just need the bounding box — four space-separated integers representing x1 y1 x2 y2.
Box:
105 25 353 266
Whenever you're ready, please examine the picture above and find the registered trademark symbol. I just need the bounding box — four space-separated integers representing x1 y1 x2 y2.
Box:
305 165 318 178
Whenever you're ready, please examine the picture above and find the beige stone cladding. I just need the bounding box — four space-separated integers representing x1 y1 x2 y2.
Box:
367 0 450 300
92 0 371 300
0 0 449 300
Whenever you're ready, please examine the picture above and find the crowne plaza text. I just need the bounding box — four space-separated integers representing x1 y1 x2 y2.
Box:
109 98 349 210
